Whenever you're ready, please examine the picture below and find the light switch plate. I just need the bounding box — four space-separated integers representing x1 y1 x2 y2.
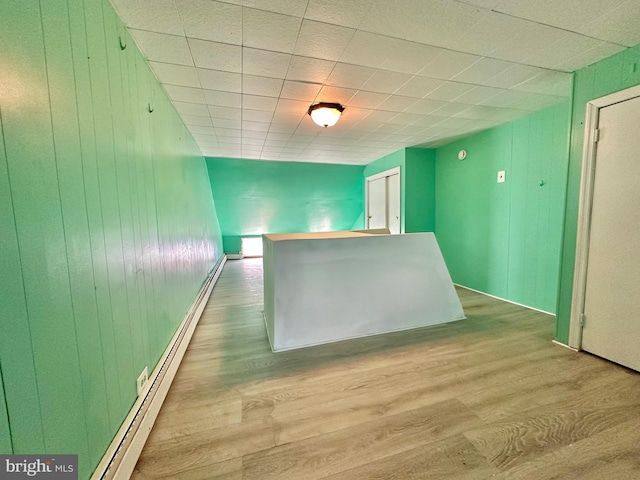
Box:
497 170 506 183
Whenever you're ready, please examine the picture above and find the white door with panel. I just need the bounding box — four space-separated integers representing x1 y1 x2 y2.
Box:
366 168 401 234
581 94 640 371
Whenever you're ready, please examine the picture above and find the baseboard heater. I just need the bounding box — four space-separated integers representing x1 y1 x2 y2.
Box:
91 255 227 480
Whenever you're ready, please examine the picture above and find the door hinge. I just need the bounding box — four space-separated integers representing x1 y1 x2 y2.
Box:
580 313 587 328
593 128 600 143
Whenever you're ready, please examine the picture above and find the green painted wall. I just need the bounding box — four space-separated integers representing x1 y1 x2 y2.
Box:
435 102 571 313
363 148 436 233
206 157 364 252
0 365 10 454
405 148 436 232
0 0 223 477
556 44 640 343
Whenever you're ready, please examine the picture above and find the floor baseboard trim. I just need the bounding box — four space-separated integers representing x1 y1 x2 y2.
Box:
91 254 227 480
453 283 555 316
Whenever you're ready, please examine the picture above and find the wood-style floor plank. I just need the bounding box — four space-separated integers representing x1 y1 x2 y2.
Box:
132 258 640 480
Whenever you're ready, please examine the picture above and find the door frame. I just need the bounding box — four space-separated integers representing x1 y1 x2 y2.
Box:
364 167 401 232
569 84 640 349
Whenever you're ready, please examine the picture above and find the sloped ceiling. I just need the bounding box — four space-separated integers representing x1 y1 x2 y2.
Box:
110 0 640 165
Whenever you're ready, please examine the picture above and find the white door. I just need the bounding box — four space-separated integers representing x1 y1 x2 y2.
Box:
581 95 640 371
367 176 387 230
387 173 401 234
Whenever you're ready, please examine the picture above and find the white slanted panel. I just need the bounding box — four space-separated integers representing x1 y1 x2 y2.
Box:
262 231 464 352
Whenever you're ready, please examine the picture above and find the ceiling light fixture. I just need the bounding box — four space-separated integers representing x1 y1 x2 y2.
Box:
307 102 344 128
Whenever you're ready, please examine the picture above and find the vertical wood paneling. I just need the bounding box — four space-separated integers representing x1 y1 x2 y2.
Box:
0 100 45 454
556 44 640 343
40 0 110 467
85 0 136 410
0 0 90 467
1 0 223 476
67 0 123 433
436 102 571 313
0 363 11 454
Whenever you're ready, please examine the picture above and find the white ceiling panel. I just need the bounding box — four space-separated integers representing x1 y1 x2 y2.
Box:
110 0 183 35
294 20 355 61
177 0 242 44
129 30 193 65
197 69 242 92
305 0 376 29
203 90 242 107
242 8 302 53
242 48 291 78
149 62 200 88
164 85 207 104
116 0 639 164
188 39 242 71
286 56 336 84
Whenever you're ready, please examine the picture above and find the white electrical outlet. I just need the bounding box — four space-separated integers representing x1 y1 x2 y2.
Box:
497 170 506 183
137 367 148 396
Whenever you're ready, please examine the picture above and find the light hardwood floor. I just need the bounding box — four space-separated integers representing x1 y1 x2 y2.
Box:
132 258 640 479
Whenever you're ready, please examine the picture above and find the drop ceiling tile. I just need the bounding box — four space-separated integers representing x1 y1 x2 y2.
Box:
393 76 442 98
286 56 336 83
494 0 628 38
362 70 414 94
242 95 278 111
315 86 357 104
419 50 481 81
487 64 548 89
188 125 217 135
280 81 323 101
242 48 291 78
454 85 505 105
583 0 640 46
347 91 389 109
243 137 266 146
181 114 213 126
211 118 242 129
164 85 207 104
512 70 573 97
451 57 515 85
129 30 193 66
294 20 355 61
431 102 475 117
173 101 210 117
203 90 242 107
188 39 242 71
242 8 302 53
360 0 479 50
266 132 293 141
275 99 310 115
456 11 562 59
457 0 503 8
216 128 242 138
197 69 242 92
341 107 373 123
410 115 446 127
271 111 304 124
377 95 418 112
404 98 448 114
177 0 242 44
192 133 218 142
521 31 603 71
382 41 443 74
243 109 274 123
208 106 242 120
242 75 284 96
110 0 183 35
387 112 424 125
551 40 625 73
326 63 376 90
243 0 308 17
149 62 200 87
479 89 532 108
426 81 475 101
269 123 298 134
